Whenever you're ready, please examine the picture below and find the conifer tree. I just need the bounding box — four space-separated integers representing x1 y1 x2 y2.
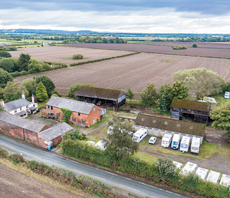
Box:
36 81 48 102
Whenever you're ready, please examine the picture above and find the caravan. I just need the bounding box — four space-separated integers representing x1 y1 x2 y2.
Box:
133 128 147 143
171 134 180 149
180 162 197 176
161 134 172 148
190 136 201 153
180 136 190 152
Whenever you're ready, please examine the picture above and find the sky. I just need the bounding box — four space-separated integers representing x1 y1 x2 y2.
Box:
0 0 230 33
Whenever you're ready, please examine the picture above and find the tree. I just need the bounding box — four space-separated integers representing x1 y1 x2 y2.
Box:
0 51 11 58
126 88 134 100
159 83 173 111
63 129 84 141
0 68 13 89
18 53 31 71
36 75 55 97
105 113 139 160
28 58 42 73
140 82 158 106
157 158 176 178
0 58 14 73
36 82 48 102
21 77 37 96
192 43 198 48
210 104 230 140
2 81 28 102
0 88 4 100
171 81 189 100
172 68 225 99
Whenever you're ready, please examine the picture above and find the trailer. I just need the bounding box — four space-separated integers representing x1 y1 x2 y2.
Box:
173 161 183 169
206 170 220 184
180 136 190 152
196 167 209 180
161 134 172 148
180 162 197 176
220 174 230 187
171 134 180 149
133 128 147 143
191 136 201 153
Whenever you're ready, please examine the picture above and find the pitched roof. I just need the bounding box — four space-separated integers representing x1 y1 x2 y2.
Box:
39 122 73 141
171 99 211 112
0 112 46 133
4 98 31 112
135 113 205 137
46 96 94 115
74 86 123 101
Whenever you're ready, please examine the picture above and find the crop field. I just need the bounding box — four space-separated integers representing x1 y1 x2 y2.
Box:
16 53 230 95
64 43 230 58
9 46 132 65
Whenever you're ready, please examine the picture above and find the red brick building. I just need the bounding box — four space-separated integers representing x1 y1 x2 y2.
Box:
42 96 106 127
38 122 73 149
0 112 49 145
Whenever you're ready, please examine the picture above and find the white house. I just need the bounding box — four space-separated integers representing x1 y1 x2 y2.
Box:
1 94 38 117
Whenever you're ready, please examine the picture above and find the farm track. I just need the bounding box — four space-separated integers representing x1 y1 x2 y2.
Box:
16 53 230 95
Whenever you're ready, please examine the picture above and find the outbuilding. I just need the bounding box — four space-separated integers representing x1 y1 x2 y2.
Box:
74 86 126 110
170 99 211 124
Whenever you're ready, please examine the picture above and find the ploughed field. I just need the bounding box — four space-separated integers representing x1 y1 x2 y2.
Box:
16 53 230 94
10 46 132 65
64 43 230 58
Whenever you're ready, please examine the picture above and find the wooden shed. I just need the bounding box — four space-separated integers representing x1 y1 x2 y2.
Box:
74 86 126 111
170 99 211 124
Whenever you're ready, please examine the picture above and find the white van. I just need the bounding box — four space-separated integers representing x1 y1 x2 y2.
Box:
161 134 172 148
133 128 147 143
180 162 197 176
171 134 180 149
180 136 190 152
196 167 209 180
220 174 230 187
206 170 220 184
191 136 200 153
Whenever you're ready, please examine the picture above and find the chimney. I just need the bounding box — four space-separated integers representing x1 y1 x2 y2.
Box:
32 94 35 103
0 99 4 107
22 93 25 99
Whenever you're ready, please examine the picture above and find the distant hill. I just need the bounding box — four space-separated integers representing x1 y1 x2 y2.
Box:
0 29 95 34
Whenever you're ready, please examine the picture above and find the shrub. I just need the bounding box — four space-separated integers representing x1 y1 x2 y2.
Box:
0 146 9 158
72 54 84 60
192 43 198 48
172 46 187 50
157 158 176 178
9 154 25 164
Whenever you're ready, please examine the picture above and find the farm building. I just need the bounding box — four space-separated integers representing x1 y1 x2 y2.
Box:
170 99 211 124
135 113 205 143
38 122 73 149
74 86 126 111
42 96 106 127
1 94 38 117
0 112 49 145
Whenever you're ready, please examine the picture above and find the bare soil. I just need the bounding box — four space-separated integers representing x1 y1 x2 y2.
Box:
0 163 83 198
64 43 230 58
10 46 132 65
16 53 230 94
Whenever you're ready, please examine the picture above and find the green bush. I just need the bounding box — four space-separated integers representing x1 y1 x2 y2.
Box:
9 153 25 164
0 146 9 158
172 46 187 50
72 54 84 60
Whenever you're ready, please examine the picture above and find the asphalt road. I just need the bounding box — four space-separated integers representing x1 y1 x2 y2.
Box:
0 135 185 198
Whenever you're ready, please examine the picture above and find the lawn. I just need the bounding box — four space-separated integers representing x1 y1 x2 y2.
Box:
211 94 230 110
134 152 158 164
38 102 47 108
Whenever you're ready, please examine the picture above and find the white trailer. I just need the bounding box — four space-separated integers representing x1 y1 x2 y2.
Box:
180 136 190 152
195 167 209 180
161 134 172 148
190 136 201 153
220 174 230 187
206 170 221 184
171 134 180 149
173 161 183 169
133 128 147 143
180 162 197 176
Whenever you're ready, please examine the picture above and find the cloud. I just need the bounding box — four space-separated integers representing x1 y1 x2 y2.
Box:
2 0 230 15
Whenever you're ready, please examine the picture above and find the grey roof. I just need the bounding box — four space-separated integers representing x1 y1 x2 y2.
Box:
0 112 46 133
4 98 31 112
46 96 95 115
39 122 74 141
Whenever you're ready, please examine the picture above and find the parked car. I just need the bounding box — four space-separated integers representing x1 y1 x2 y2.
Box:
148 136 157 144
